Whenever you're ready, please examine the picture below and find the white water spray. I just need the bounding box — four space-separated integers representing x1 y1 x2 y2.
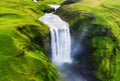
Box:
39 5 72 65
33 0 38 3
49 4 60 10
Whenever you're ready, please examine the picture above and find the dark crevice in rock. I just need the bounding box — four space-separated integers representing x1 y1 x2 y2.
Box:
62 0 80 5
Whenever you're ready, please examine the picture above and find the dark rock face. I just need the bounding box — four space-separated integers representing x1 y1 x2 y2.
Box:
67 0 80 2
62 0 80 5
42 8 55 13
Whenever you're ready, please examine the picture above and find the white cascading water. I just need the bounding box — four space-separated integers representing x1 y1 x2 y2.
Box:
39 5 72 66
33 0 38 3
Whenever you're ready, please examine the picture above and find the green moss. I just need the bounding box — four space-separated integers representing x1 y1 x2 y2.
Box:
0 34 18 59
0 0 65 81
0 50 58 81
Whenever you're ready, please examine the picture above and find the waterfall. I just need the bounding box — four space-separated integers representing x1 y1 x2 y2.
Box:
50 26 72 65
40 12 72 65
39 4 100 81
39 4 88 81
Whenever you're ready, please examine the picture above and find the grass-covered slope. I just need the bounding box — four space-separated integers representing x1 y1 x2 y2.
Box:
0 0 64 81
57 0 120 81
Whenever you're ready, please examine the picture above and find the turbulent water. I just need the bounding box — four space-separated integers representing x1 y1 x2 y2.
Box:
40 12 72 66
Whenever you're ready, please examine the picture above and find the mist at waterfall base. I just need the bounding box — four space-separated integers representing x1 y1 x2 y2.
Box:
40 5 100 81
57 36 87 81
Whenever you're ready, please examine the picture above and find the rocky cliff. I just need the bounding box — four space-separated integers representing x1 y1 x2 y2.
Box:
56 0 120 81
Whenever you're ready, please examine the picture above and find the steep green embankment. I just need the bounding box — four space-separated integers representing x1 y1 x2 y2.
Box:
57 0 120 81
0 0 63 81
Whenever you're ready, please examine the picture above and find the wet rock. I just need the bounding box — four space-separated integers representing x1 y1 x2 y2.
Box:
42 8 55 13
62 0 80 5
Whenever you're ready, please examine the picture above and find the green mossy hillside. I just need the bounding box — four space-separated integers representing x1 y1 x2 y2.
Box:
0 0 64 81
56 0 120 81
